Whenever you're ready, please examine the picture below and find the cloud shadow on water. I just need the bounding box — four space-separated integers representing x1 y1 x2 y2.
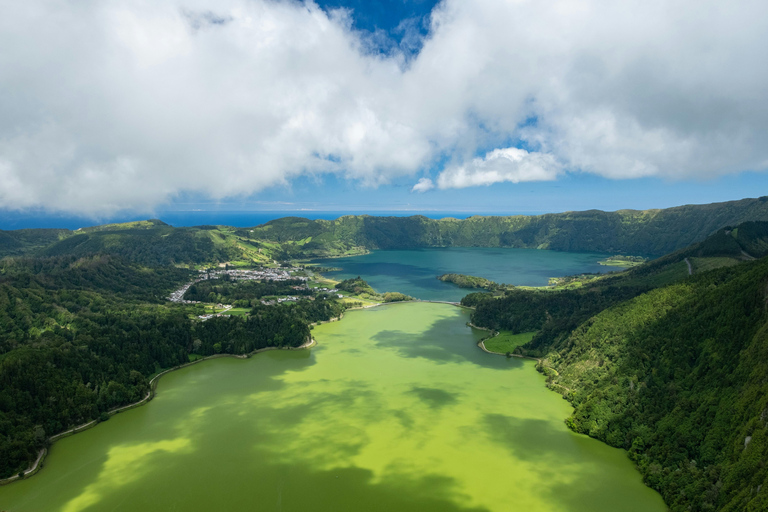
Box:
482 413 666 512
409 386 460 410
372 315 526 370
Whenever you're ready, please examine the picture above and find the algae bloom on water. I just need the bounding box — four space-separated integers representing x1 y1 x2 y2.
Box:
0 303 666 512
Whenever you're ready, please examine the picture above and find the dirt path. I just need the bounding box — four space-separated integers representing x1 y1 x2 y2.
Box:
684 257 693 275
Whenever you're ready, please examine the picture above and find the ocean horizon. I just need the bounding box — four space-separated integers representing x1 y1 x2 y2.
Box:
0 210 547 231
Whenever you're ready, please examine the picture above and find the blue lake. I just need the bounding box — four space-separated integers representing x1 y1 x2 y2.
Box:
312 247 613 301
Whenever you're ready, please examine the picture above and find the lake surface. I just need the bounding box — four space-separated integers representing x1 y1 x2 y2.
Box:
0 303 666 512
312 248 612 301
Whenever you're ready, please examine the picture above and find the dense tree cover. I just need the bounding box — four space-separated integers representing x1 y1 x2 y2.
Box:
465 223 768 511
4 197 768 264
244 196 768 257
0 255 345 479
380 292 413 302
42 227 241 266
542 258 768 511
461 251 696 356
184 277 311 305
465 285 651 356
337 276 376 295
0 229 71 259
191 297 345 355
438 273 503 290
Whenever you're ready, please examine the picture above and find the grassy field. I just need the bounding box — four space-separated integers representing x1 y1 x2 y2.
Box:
483 331 536 354
597 256 647 267
221 308 251 317
342 296 379 307
307 276 340 288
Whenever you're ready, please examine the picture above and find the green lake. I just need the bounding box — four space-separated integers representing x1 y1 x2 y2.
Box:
312 248 612 301
0 303 666 511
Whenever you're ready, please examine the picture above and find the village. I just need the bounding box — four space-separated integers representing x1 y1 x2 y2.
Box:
167 266 340 321
167 267 309 303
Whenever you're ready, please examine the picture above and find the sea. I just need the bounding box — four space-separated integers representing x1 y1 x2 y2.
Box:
0 210 543 231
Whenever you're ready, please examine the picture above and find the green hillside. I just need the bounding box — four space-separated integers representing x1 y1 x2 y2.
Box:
0 228 71 258
545 258 768 511
467 222 768 511
0 255 347 478
4 196 768 264
41 225 268 267
245 196 768 257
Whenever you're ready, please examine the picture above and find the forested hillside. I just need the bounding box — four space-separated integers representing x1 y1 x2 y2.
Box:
246 196 768 257
0 229 71 258
0 255 345 479
41 225 244 266
3 203 768 508
3 196 768 263
546 258 768 511
467 222 768 511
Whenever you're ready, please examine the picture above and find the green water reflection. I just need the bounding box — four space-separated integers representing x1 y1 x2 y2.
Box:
0 303 667 512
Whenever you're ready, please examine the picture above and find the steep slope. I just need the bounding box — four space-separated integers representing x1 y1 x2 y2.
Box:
0 255 344 478
0 229 71 259
465 222 768 511
5 196 768 263
544 258 768 511
246 196 768 256
41 225 244 266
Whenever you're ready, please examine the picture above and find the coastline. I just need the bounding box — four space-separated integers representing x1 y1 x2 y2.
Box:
0 338 317 486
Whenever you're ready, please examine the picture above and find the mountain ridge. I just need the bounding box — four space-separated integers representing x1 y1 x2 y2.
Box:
3 196 768 264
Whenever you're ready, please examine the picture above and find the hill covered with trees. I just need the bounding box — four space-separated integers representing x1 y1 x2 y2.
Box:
245 196 768 257
0 255 347 479
3 196 768 264
466 221 768 511
3 202 768 510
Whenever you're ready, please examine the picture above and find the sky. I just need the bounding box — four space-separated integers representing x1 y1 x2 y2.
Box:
1 0 768 224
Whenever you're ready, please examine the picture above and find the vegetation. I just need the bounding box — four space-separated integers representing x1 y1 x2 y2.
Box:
4 205 768 508
543 259 768 511
598 255 648 267
242 196 768 257
335 276 413 302
438 273 505 291
0 228 70 258
381 292 413 302
184 277 311 305
336 276 376 295
0 255 347 479
466 221 768 511
482 331 535 354
3 196 768 264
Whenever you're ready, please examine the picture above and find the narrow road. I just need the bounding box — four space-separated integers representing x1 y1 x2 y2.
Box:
684 257 693 275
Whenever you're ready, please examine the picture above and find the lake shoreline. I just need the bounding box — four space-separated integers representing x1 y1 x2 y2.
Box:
0 337 317 486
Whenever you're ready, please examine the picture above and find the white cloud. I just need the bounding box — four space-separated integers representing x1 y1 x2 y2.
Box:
1 0 767 214
436 148 562 189
411 177 435 193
